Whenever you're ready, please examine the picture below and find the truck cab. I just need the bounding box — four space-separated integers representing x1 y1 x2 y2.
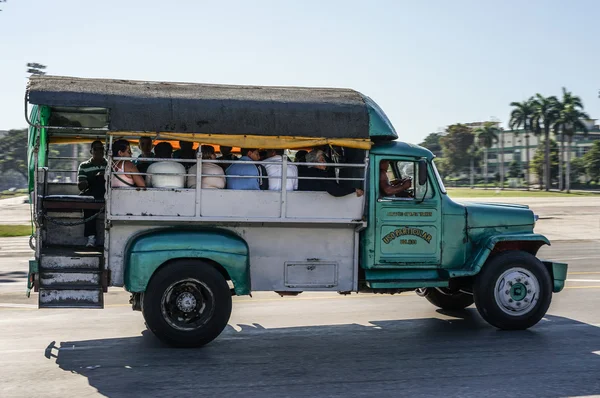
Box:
25 75 568 347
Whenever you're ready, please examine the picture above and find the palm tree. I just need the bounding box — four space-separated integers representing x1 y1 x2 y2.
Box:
498 127 505 189
467 143 479 189
559 88 587 192
551 100 565 190
561 104 589 192
552 88 586 191
475 122 499 189
509 98 535 189
531 94 559 191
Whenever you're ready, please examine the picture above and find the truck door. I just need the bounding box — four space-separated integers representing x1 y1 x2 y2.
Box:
374 157 441 266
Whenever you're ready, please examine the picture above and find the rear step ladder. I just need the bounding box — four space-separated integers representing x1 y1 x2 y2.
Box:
37 247 106 309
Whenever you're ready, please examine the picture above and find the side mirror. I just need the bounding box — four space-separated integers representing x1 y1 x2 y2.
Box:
418 159 428 186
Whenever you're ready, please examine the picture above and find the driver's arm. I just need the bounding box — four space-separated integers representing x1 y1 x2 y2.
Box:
380 172 411 196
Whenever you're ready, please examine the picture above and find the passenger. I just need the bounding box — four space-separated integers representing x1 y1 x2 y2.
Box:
226 148 269 190
146 142 186 188
298 150 363 197
134 136 154 174
263 149 298 191
337 147 366 190
187 145 226 189
217 145 238 171
77 140 107 247
379 160 411 197
111 139 146 188
172 141 196 171
295 150 308 163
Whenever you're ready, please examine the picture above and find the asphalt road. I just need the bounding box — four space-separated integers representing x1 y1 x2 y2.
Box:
0 242 599 398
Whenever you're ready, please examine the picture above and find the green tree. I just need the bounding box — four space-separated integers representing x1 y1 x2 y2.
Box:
559 95 589 192
552 88 587 192
584 141 600 183
507 160 522 178
509 98 535 189
531 94 559 190
439 124 475 175
0 128 81 189
467 143 480 188
433 157 449 179
419 132 443 157
570 156 587 185
0 129 28 180
474 122 499 188
531 139 559 186
551 98 565 190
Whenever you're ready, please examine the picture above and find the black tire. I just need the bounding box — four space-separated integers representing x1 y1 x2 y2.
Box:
473 250 552 330
142 260 232 348
424 288 474 310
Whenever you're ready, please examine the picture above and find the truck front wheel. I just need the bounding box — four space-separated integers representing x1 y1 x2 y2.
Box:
474 251 552 330
142 260 232 347
422 288 474 310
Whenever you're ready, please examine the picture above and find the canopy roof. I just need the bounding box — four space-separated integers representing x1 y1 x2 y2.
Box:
26 75 398 149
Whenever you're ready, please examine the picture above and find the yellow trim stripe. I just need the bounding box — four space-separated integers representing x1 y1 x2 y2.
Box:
109 131 373 150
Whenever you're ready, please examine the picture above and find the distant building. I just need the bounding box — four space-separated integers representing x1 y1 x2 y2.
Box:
462 121 501 130
486 119 600 182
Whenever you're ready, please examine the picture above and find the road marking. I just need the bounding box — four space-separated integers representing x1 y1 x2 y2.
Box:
568 272 600 275
564 285 600 289
0 303 37 309
3 282 600 311
550 257 600 261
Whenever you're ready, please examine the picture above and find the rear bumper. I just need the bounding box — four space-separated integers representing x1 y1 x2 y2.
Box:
542 260 568 293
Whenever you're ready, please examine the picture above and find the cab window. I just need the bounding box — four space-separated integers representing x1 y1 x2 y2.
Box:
379 159 434 200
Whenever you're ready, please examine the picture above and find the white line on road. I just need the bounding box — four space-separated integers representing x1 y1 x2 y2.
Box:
0 303 37 308
546 257 600 261
566 279 600 283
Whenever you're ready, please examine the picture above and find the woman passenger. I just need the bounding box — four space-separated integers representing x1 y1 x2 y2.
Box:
111 139 146 188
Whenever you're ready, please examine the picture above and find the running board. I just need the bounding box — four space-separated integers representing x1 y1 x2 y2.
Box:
39 287 103 308
37 246 105 309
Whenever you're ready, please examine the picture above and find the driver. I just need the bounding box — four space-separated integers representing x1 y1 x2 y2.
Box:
379 160 412 197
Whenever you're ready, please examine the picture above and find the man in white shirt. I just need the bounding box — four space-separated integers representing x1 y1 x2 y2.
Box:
187 145 226 189
146 142 186 188
264 149 298 191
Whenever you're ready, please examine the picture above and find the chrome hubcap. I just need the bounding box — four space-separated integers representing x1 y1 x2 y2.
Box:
494 267 539 315
176 292 197 313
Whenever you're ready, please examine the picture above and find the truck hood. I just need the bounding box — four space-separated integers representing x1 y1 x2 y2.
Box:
456 201 535 230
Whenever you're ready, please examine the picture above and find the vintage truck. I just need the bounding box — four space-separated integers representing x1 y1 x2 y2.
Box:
25 75 567 347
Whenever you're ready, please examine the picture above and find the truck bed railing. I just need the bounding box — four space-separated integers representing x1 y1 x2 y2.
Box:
107 145 368 223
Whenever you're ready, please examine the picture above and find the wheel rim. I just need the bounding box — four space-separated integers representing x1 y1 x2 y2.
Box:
161 278 215 331
493 267 540 316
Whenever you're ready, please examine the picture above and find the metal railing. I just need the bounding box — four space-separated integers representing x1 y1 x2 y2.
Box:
105 135 368 221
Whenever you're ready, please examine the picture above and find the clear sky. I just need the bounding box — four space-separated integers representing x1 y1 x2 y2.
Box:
1 0 599 143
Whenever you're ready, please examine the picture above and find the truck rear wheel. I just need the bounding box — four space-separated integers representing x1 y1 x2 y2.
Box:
473 251 552 330
423 288 474 310
142 260 232 347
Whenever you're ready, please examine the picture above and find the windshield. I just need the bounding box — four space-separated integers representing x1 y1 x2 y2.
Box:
432 159 446 194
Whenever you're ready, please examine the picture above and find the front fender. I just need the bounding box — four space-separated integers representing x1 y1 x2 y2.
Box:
124 228 250 296
449 233 551 278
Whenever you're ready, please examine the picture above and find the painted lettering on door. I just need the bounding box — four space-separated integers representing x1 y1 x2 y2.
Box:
382 227 433 244
386 211 433 217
